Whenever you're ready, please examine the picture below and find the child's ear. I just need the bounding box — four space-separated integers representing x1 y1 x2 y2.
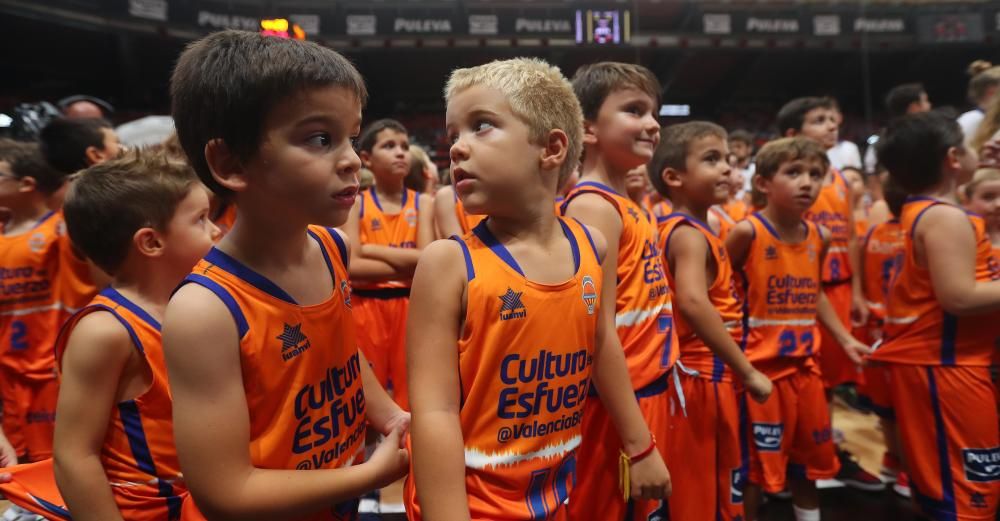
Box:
753 173 771 196
662 167 682 190
84 145 105 166
359 150 372 169
17 176 37 194
540 129 569 173
582 120 598 146
204 139 248 194
133 227 165 258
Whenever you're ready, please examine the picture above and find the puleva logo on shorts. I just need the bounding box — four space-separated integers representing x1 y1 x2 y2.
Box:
752 422 783 452
962 447 1000 482
581 275 597 315
498 287 526 321
731 468 745 504
277 323 311 362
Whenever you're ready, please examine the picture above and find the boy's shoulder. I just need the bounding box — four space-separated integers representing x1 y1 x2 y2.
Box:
59 306 136 372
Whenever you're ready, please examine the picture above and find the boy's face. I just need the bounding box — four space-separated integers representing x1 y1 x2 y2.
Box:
968 179 1000 229
911 93 932 114
162 185 221 269
956 145 978 185
758 157 824 214
244 85 362 228
446 85 549 214
587 87 660 170
797 107 838 150
362 129 410 180
673 134 732 207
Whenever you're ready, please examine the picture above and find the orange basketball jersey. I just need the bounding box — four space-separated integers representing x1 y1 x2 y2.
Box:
356 187 420 290
182 227 365 521
709 205 737 240
453 188 484 235
652 199 673 219
805 170 852 284
404 218 602 520
560 181 675 390
739 214 824 379
723 199 749 222
874 197 1000 367
860 219 904 331
659 213 743 382
55 287 186 520
0 210 95 379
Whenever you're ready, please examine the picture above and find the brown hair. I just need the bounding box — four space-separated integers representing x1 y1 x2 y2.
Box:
571 62 661 121
968 60 1000 105
647 121 727 197
755 137 830 180
0 139 67 195
171 30 367 200
63 149 200 275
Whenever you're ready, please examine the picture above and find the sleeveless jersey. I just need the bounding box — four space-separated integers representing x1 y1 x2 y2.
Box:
723 199 749 222
740 213 824 380
659 213 743 383
874 198 1000 366
709 205 737 240
560 181 675 390
55 287 185 519
357 187 420 290
860 219 903 327
805 170 852 284
407 217 601 521
651 200 672 219
0 210 95 380
453 188 484 235
182 227 365 520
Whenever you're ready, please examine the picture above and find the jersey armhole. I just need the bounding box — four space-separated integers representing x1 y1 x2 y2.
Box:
571 218 603 265
55 304 146 368
179 275 250 339
559 189 621 218
325 227 350 270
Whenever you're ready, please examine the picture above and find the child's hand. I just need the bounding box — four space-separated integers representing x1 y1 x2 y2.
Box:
367 426 410 488
628 451 672 500
840 336 872 366
743 369 773 404
382 411 411 448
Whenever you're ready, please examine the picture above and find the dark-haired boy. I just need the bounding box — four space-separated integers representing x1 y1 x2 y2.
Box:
165 30 409 520
343 119 433 410
562 61 673 521
39 118 121 175
872 111 1000 521
777 97 884 491
0 140 98 466
650 121 772 521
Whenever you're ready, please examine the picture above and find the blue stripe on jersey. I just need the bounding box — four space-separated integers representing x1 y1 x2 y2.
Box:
118 400 157 476
927 367 958 520
450 236 476 282
940 313 957 366
326 227 350 269
308 229 337 288
101 287 161 331
183 274 250 338
572 218 602 265
558 219 581 273
203 247 298 304
472 220 525 277
28 493 71 520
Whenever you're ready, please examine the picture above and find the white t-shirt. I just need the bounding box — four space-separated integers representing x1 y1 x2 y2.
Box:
958 109 985 145
827 140 862 171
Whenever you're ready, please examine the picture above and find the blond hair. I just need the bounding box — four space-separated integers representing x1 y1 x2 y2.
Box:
965 168 1000 200
445 58 583 184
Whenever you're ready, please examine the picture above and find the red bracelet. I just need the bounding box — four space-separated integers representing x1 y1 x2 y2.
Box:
626 434 657 463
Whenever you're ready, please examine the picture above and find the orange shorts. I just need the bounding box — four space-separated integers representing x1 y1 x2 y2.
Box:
0 459 69 520
818 282 863 388
747 366 839 492
666 371 747 521
887 364 999 520
352 293 409 410
858 360 893 420
0 372 57 462
567 374 670 521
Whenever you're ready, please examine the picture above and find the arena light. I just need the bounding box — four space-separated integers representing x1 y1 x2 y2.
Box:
261 18 306 40
659 104 691 117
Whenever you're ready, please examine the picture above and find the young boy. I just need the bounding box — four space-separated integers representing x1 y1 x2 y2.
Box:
650 121 773 521
343 119 433 410
560 61 674 520
406 56 669 521
725 137 870 521
855 182 910 497
777 97 883 490
38 118 122 177
165 30 409 520
872 111 1000 520
0 140 97 466
51 151 219 520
